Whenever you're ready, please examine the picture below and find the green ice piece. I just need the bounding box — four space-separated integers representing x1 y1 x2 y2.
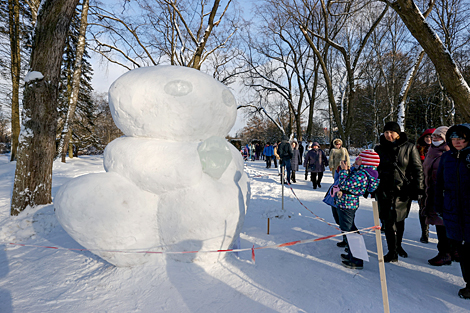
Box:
198 136 232 180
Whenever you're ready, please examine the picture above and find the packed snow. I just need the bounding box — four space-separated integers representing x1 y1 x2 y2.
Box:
23 71 44 82
0 154 469 312
54 66 249 267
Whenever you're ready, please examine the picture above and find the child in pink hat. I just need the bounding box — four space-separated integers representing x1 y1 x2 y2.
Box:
335 149 380 269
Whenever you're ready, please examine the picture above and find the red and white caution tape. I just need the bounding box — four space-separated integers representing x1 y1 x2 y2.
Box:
3 226 380 264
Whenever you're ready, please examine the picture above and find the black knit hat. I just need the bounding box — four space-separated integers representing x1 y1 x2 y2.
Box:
383 122 401 134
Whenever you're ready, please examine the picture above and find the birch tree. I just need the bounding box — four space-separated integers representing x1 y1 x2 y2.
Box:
57 0 90 163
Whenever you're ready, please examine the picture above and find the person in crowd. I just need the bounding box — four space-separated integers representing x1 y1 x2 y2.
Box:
290 140 302 183
304 142 328 189
273 142 279 169
263 142 274 168
278 135 293 184
329 138 350 175
416 128 435 243
423 126 459 266
374 122 424 262
323 164 348 248
435 123 470 299
304 142 313 180
298 140 304 164
255 143 261 160
335 150 381 269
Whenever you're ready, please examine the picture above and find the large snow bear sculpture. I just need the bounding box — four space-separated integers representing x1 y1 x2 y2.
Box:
54 66 250 267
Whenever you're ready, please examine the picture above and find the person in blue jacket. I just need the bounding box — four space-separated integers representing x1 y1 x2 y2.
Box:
263 142 274 168
435 123 470 299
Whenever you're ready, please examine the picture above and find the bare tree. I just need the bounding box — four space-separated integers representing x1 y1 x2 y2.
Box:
381 0 470 121
88 0 243 80
11 0 80 215
297 0 388 145
7 0 20 161
242 1 319 141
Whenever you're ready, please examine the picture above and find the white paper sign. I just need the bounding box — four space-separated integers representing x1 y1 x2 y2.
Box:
346 233 369 262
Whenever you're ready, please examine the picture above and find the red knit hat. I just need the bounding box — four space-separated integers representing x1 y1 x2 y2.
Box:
359 150 380 167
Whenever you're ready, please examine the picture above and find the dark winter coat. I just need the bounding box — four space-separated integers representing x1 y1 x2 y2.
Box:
291 146 302 171
374 132 424 222
423 142 449 225
278 140 293 161
298 143 304 164
304 145 328 173
435 123 470 242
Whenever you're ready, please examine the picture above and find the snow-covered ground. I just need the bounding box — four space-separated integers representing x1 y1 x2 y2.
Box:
0 154 468 312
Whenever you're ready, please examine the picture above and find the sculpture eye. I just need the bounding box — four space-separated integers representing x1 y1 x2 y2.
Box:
222 89 236 107
164 80 193 96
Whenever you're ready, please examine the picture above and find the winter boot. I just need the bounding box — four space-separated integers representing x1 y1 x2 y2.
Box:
384 252 398 263
291 171 296 183
419 215 429 243
451 250 460 262
341 260 363 270
428 253 452 266
397 246 408 258
458 286 470 299
337 241 348 248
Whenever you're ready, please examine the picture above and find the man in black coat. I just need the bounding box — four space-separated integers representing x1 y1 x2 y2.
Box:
374 122 424 262
278 135 293 184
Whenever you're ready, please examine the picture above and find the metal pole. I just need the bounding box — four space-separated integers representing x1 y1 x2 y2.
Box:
372 201 390 313
267 218 270 235
281 165 284 211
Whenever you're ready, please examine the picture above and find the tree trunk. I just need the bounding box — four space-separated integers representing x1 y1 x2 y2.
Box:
58 0 90 163
8 0 21 161
11 0 80 216
392 0 470 121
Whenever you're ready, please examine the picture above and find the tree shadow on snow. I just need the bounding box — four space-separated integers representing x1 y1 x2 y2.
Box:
31 206 111 266
0 246 13 313
165 240 276 312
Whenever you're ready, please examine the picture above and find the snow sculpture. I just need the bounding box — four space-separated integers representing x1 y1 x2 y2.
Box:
54 66 250 267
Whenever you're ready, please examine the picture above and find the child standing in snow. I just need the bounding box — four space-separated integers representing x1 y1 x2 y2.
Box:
335 150 380 269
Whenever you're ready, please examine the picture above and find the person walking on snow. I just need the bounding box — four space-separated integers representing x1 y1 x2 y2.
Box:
263 143 274 168
335 150 380 269
278 135 294 184
435 123 470 299
304 142 313 180
290 139 302 183
304 142 328 189
329 138 350 174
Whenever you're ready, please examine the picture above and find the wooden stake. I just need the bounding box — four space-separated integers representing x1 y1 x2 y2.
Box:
267 218 270 235
372 201 390 313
